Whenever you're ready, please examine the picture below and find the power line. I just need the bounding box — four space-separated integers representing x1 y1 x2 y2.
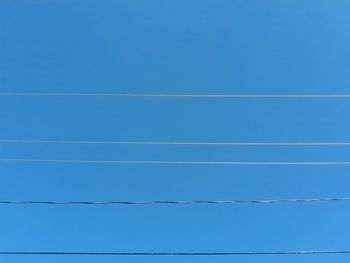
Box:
1 198 350 206
1 92 350 98
2 139 350 146
1 158 350 165
0 250 350 256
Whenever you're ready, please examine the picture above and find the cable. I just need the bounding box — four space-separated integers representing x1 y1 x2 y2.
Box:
1 92 350 98
0 250 350 256
1 158 350 165
2 139 350 146
1 198 350 206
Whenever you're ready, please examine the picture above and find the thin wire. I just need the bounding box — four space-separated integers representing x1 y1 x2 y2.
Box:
1 158 350 165
1 198 350 206
0 250 350 256
2 139 350 146
1 92 350 98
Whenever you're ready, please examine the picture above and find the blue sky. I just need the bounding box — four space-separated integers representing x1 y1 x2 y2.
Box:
1 0 350 262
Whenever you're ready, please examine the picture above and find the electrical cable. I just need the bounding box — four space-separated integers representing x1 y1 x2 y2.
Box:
2 139 350 146
1 93 350 98
1 158 350 165
0 198 350 206
0 250 350 256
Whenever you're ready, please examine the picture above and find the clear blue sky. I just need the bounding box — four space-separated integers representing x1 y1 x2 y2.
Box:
1 0 350 262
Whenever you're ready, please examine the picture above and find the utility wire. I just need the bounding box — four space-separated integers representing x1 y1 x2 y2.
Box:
2 139 350 146
1 93 350 98
0 250 350 256
1 198 350 206
1 158 350 165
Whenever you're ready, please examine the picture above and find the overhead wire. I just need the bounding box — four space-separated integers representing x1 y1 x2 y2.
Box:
1 158 350 165
1 92 350 98
2 92 349 255
1 197 350 206
2 139 350 146
0 250 350 256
